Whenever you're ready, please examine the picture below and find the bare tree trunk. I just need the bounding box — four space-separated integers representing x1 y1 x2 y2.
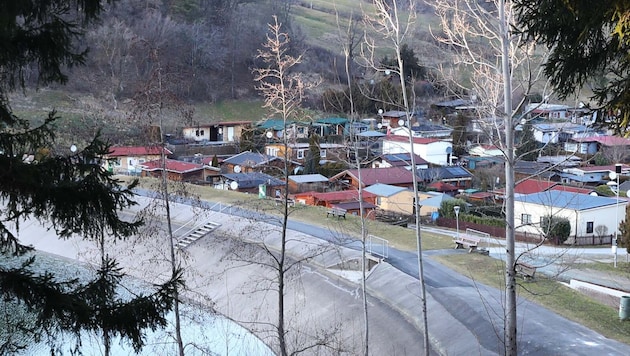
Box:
253 16 311 355
500 1 517 353
154 60 185 356
366 2 430 353
338 11 370 355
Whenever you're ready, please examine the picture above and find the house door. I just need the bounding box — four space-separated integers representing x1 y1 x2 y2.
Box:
227 126 235 141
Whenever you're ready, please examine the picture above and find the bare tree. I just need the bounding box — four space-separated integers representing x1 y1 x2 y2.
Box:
253 16 312 356
360 1 431 354
431 1 551 354
331 6 372 354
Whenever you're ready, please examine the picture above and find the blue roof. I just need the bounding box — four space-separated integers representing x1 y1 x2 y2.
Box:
364 183 409 197
515 190 618 210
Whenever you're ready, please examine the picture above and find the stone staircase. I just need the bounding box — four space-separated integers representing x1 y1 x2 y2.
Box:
176 221 221 249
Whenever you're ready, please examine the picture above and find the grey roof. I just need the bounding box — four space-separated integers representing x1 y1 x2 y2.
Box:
515 190 618 210
358 130 386 137
222 172 284 189
223 151 275 167
364 183 410 197
288 174 329 184
381 153 429 166
418 193 454 208
416 166 473 180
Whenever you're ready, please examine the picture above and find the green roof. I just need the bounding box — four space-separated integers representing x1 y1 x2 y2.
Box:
256 119 295 130
316 117 348 125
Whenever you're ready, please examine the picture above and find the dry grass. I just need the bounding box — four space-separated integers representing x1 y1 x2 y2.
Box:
123 177 454 251
433 253 630 345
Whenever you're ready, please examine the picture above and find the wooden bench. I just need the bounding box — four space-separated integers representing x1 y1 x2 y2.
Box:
454 235 481 253
515 262 537 280
327 208 347 219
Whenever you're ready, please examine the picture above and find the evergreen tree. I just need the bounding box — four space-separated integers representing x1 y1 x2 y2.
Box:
451 113 468 158
516 122 538 161
304 133 321 174
514 0 630 132
0 0 180 352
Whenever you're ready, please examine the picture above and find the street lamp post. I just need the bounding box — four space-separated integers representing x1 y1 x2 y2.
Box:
454 205 461 239
610 164 622 268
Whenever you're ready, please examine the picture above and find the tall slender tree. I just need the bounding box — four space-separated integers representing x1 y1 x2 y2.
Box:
363 1 431 354
253 16 306 356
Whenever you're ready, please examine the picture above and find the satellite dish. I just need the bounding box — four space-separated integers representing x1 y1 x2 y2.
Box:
609 171 617 180
266 131 273 139
378 109 384 115
398 119 405 127
233 165 241 173
377 123 383 129
70 144 77 153
277 131 284 138
627 190 630 198
589 192 598 196
229 181 239 190
446 146 453 154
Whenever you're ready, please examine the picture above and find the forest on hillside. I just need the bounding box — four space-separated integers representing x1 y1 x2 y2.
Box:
37 0 440 118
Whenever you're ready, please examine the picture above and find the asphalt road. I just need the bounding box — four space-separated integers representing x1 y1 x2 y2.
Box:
136 189 630 355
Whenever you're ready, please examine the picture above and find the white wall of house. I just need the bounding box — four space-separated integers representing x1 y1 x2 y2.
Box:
564 141 598 155
382 139 452 166
182 126 210 141
515 200 626 237
533 129 559 144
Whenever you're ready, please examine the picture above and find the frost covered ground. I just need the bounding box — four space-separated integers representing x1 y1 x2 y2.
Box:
1 251 273 356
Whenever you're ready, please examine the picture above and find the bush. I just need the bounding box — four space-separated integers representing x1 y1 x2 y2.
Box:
540 215 571 244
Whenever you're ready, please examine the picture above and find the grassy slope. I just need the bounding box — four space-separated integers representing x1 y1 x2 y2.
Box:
434 253 630 345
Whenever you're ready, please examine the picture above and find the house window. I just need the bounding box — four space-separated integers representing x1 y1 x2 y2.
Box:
320 149 327 158
297 149 305 159
586 221 594 234
521 214 532 225
200 129 205 136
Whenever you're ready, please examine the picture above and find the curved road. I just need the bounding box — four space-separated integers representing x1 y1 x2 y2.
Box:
139 190 630 355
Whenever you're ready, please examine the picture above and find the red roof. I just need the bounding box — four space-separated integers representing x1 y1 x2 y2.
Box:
141 159 206 173
591 136 630 147
493 178 557 196
469 191 494 199
310 190 376 202
427 181 458 192
384 135 440 145
107 146 171 157
579 164 630 172
550 185 594 195
514 178 557 194
333 167 415 186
